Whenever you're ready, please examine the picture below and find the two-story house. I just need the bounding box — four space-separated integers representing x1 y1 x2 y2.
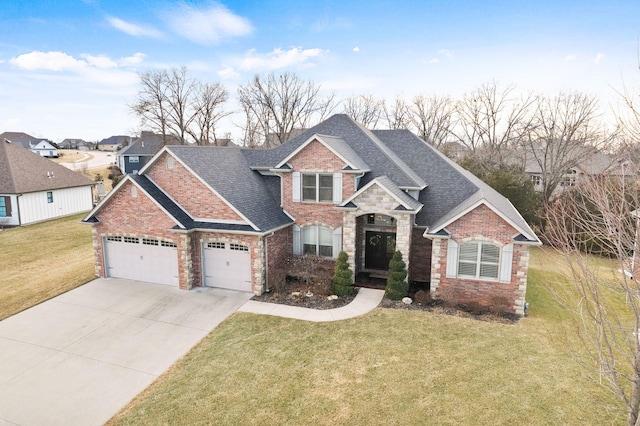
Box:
83 115 539 315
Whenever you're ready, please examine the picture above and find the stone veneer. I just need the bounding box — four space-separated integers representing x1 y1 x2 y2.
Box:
342 184 414 277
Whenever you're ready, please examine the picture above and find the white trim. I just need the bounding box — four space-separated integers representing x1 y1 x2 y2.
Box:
192 218 249 225
333 173 343 203
339 177 422 212
333 226 342 257
293 225 301 255
499 243 514 283
446 239 458 278
292 172 301 202
427 199 538 243
275 133 367 171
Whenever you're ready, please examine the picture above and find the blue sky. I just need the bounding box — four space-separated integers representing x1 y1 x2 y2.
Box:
1 0 638 142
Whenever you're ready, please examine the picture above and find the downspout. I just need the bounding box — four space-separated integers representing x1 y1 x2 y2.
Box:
264 232 275 293
16 194 22 226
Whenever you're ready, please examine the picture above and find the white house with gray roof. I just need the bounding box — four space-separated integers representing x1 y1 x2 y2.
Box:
84 114 539 315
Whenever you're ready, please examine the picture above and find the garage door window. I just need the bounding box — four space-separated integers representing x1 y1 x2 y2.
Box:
208 242 225 249
106 236 121 242
143 238 159 246
162 241 177 248
124 237 138 244
230 243 249 251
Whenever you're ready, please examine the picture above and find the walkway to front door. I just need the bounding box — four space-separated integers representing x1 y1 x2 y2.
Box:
364 231 396 270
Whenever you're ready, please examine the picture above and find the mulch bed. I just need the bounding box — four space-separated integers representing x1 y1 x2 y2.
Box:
252 281 519 323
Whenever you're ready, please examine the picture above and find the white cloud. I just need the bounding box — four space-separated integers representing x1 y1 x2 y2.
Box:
162 3 252 45
353 47 360 53
239 47 325 71
218 66 239 79
107 16 163 38
565 54 577 61
429 58 440 64
594 52 605 64
10 51 86 71
8 50 141 88
82 54 117 68
119 52 146 66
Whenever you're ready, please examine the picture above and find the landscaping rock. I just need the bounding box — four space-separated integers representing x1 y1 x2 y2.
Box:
402 297 412 305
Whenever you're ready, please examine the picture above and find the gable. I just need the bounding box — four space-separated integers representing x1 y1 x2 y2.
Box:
94 179 179 236
288 139 347 172
145 151 243 222
445 204 517 244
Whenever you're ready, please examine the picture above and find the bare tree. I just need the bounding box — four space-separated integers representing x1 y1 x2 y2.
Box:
342 94 384 128
237 72 337 148
406 94 454 149
130 66 229 145
524 91 606 204
130 69 170 143
544 174 640 425
382 96 410 129
451 81 536 170
188 82 230 146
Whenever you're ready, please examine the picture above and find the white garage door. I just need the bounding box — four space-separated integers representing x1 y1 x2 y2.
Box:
203 242 252 291
104 236 179 286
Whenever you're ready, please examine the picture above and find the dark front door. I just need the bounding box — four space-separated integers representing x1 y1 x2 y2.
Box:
365 231 396 270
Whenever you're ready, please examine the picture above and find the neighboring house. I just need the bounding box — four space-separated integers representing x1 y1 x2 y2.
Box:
83 114 540 315
78 141 96 151
116 132 176 174
59 138 87 150
0 139 94 226
98 135 131 152
0 131 58 158
522 143 632 194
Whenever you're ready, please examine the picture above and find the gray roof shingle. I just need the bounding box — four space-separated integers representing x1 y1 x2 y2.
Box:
0 139 94 194
166 146 293 232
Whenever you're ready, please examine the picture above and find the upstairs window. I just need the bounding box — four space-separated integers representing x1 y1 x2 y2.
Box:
129 156 139 163
47 192 53 203
302 173 333 202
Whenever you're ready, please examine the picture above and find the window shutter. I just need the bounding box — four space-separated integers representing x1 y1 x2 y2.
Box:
333 173 343 203
292 172 301 202
5 197 11 216
446 239 458 278
332 227 342 258
499 243 514 283
293 225 302 255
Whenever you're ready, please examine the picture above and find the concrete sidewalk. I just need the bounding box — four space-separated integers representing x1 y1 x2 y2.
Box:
238 287 384 321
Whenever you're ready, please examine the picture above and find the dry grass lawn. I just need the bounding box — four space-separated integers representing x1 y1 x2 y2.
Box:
108 247 622 425
0 213 94 320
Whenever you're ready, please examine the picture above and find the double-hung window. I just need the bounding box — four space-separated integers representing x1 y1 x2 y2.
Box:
457 241 500 280
129 156 139 163
302 173 333 202
302 226 333 257
47 192 53 203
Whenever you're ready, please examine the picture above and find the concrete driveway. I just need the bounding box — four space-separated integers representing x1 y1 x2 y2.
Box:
0 278 252 426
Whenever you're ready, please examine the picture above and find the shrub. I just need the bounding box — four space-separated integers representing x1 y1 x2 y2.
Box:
414 290 432 305
268 268 288 294
385 251 408 300
331 251 354 296
488 295 512 316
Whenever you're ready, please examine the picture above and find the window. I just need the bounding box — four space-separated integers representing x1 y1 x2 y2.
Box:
302 226 333 257
47 192 53 203
207 242 225 249
457 242 500 280
0 196 9 217
167 157 175 169
123 236 139 244
129 156 139 163
301 173 333 202
230 243 249 251
531 175 542 187
142 238 159 245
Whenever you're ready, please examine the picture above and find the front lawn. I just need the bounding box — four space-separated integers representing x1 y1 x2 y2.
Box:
0 213 94 319
108 247 621 425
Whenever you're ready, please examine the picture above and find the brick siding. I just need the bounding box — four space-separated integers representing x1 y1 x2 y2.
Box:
146 152 243 221
409 228 432 283
430 204 530 315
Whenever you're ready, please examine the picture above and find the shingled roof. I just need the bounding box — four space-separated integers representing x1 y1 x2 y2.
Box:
0 139 94 194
